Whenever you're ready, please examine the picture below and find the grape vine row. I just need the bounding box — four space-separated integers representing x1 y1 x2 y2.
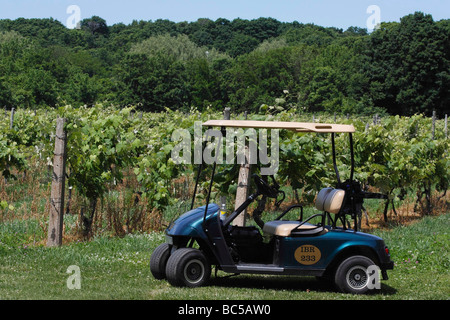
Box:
1 105 448 230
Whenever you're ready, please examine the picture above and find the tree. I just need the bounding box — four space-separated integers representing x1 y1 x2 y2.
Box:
227 46 301 111
81 16 108 36
227 33 259 57
363 12 449 116
118 52 190 111
283 23 340 46
0 78 13 107
24 69 57 107
192 30 213 47
302 66 344 112
64 71 100 106
185 57 228 109
127 34 231 110
298 44 369 114
344 26 368 36
0 18 77 47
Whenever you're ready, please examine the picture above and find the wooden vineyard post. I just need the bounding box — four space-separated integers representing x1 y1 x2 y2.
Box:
445 114 448 139
233 109 251 227
221 107 251 227
234 146 251 226
47 117 67 247
223 107 230 121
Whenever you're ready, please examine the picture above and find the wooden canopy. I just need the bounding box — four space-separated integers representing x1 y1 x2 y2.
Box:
202 120 355 133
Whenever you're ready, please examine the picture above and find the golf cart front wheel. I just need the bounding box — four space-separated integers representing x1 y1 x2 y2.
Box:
334 255 377 294
165 248 211 288
150 243 171 280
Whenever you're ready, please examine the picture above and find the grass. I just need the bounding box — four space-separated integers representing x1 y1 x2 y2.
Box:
0 212 448 300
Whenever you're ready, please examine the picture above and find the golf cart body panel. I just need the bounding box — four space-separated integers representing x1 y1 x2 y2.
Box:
166 204 236 267
277 229 388 270
166 204 219 238
165 202 392 278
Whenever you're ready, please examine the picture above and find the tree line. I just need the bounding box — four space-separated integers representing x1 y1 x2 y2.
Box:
0 12 448 116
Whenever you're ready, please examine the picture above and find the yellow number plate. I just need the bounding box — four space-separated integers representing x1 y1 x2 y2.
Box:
294 245 321 265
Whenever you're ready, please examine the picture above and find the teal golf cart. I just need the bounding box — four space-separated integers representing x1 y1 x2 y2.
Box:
150 120 394 294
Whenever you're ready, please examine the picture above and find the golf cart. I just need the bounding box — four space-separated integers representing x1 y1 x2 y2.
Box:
150 120 394 294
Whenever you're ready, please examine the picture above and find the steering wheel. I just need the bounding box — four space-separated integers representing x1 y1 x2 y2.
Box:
252 174 279 198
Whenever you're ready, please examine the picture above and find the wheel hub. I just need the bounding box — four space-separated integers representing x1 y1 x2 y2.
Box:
184 259 204 284
346 265 368 290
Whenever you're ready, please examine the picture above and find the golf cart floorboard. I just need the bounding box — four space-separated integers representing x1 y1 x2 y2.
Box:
236 263 283 273
233 263 324 276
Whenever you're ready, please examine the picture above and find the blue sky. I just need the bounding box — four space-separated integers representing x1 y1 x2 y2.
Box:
1 0 448 29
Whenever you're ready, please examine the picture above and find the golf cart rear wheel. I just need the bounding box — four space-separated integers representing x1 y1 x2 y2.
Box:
334 255 376 294
165 248 211 288
150 243 171 280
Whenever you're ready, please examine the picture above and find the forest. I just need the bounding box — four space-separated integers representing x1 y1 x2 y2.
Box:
0 12 448 116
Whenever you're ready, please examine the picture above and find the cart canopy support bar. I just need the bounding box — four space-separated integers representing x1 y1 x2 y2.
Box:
331 133 341 185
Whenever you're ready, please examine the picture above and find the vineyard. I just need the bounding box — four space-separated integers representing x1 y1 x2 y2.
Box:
0 105 449 244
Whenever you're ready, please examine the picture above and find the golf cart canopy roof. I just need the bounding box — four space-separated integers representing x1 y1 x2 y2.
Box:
202 120 355 133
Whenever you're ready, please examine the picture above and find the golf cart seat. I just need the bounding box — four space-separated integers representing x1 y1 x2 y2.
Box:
262 188 345 237
263 220 321 236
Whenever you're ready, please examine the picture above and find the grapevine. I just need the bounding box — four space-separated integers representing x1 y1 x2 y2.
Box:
1 106 448 233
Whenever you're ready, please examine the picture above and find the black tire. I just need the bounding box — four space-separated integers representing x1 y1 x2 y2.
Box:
334 255 377 294
150 243 171 280
165 248 211 288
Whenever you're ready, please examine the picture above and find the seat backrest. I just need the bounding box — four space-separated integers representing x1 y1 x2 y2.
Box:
324 189 345 214
315 187 333 211
315 188 345 214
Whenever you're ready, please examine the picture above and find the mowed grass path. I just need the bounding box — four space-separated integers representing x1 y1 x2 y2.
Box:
0 214 448 300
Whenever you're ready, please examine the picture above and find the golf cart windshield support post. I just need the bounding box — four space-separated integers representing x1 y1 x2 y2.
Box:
204 161 217 222
223 192 259 226
191 130 210 210
331 133 341 184
203 129 223 223
191 162 203 210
